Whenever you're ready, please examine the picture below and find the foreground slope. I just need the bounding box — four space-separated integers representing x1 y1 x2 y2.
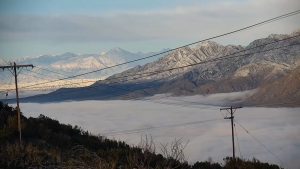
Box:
0 102 283 169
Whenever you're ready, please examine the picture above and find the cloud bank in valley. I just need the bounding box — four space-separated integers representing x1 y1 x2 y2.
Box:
17 93 300 169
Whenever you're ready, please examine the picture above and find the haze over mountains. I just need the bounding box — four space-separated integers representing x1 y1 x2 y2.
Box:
5 31 300 106
0 48 168 91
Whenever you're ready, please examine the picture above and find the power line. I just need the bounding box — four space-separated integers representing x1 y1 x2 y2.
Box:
142 99 205 109
25 68 98 89
142 96 300 112
22 69 54 81
34 66 72 77
1 68 98 92
1 41 298 103
33 43 300 98
142 97 220 110
0 76 13 101
234 121 243 158
27 68 57 78
102 118 221 136
0 71 13 85
235 120 288 169
244 101 300 107
15 10 300 89
1 69 67 91
163 97 226 108
14 72 164 101
0 57 11 65
1 14 299 100
116 42 299 82
2 35 298 95
0 37 298 99
33 35 300 84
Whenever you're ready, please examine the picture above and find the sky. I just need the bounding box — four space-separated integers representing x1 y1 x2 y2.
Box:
0 0 299 59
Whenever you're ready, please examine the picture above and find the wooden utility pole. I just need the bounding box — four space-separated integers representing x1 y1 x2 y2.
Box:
1 62 34 146
220 106 242 167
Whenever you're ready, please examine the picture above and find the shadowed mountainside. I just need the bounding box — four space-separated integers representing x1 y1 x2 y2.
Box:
246 66 300 107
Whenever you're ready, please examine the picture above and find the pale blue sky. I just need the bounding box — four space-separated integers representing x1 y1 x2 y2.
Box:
0 0 214 15
0 0 299 59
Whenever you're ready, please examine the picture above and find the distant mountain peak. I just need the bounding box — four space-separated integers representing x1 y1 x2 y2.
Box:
107 47 131 54
112 47 125 51
291 29 300 36
196 41 221 48
61 52 77 57
267 33 288 39
194 41 227 55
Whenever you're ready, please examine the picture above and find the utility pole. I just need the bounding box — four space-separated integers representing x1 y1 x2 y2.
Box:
1 62 34 146
220 106 242 168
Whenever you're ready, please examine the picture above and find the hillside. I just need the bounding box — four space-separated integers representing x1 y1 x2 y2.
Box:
0 102 283 169
246 66 300 107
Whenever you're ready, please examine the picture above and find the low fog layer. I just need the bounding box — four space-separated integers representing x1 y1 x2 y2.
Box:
145 90 255 106
17 92 300 169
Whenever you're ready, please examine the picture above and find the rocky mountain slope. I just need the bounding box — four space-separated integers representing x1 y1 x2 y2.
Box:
14 31 300 105
107 41 243 83
246 65 300 107
103 31 300 97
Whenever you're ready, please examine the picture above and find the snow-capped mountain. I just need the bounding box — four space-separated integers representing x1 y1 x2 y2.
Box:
106 41 243 83
16 49 129 79
0 48 168 90
107 31 300 85
155 31 300 98
9 31 300 106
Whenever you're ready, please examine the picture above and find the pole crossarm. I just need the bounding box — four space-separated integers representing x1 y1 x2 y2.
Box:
220 106 242 111
0 64 34 70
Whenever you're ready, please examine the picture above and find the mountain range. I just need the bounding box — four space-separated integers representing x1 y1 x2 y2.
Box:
0 48 168 88
6 31 300 106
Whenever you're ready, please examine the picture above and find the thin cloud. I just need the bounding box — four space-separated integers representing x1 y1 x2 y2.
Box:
0 0 299 43
0 0 299 57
